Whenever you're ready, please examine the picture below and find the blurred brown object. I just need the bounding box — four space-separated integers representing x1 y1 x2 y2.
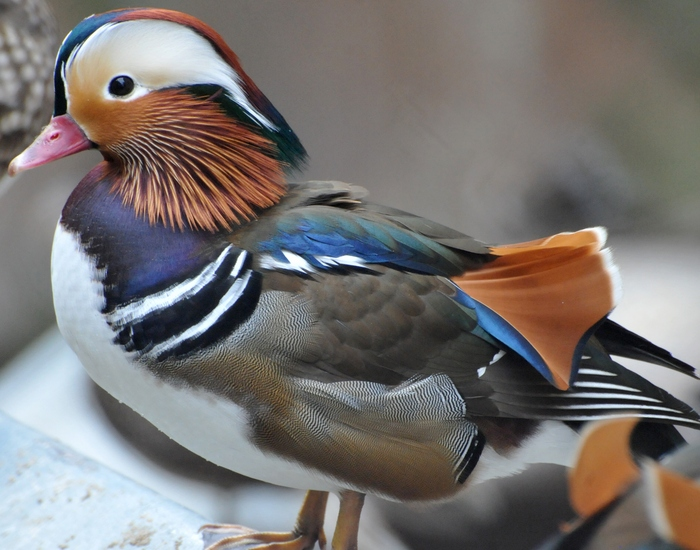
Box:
0 0 64 366
539 418 700 550
0 0 57 176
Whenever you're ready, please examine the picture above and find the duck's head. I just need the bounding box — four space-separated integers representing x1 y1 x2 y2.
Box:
10 8 307 231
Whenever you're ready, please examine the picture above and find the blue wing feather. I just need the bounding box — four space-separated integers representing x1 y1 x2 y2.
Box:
454 291 557 386
257 208 467 275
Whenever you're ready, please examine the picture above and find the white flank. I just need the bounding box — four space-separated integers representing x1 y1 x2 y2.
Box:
469 420 579 484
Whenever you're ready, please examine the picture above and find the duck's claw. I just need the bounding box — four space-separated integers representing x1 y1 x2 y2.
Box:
201 490 329 550
200 524 325 550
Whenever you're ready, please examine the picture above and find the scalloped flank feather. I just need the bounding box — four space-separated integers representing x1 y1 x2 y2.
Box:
455 227 619 390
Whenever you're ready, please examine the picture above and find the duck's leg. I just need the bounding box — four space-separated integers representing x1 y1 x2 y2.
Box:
201 490 329 550
330 491 365 550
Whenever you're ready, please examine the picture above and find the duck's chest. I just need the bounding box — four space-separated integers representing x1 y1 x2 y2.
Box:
51 221 147 396
49 180 343 491
50 173 219 402
51 176 249 369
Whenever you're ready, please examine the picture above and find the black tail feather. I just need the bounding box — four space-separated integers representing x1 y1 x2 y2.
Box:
596 319 696 376
630 421 686 461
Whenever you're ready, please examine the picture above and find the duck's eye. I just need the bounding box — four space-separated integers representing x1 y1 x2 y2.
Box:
108 75 135 97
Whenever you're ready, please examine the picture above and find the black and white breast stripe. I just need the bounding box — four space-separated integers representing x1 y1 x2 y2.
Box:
105 245 261 360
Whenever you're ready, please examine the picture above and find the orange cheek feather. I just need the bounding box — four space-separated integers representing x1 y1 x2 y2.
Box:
69 89 143 149
68 88 285 232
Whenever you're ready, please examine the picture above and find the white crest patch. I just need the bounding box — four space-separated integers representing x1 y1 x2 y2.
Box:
65 19 275 129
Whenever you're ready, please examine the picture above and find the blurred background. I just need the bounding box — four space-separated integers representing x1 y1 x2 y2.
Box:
1 1 700 549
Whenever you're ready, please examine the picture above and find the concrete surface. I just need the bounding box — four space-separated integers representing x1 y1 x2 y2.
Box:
0 411 205 550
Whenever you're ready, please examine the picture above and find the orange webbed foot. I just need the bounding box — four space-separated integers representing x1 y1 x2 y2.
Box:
200 524 325 550
200 490 366 550
201 490 328 550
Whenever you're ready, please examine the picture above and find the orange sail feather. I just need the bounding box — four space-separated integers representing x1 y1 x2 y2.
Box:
454 227 621 390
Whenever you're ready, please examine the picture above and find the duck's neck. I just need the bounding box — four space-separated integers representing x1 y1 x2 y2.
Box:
61 163 230 307
102 89 288 232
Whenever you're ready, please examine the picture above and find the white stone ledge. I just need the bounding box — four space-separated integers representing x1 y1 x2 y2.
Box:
0 412 205 550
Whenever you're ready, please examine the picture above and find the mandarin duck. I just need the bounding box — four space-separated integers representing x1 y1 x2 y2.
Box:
0 0 56 177
540 418 700 550
8 8 700 550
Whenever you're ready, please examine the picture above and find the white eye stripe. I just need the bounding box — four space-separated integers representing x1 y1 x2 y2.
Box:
103 74 148 101
66 19 277 130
